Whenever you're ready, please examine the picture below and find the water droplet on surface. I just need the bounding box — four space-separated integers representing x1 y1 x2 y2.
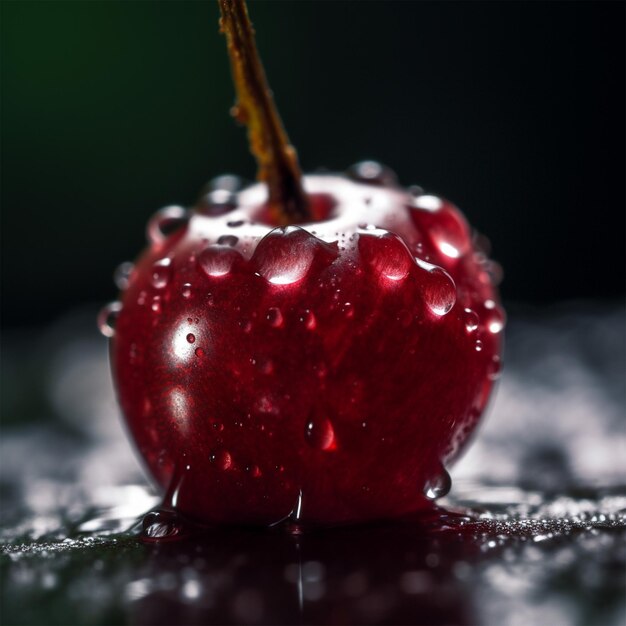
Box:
217 234 239 247
198 245 242 278
194 347 204 358
211 451 232 471
207 174 246 193
151 296 162 313
147 206 188 244
186 333 196 344
141 508 189 543
253 227 337 285
181 283 192 298
151 258 172 289
424 468 451 500
227 219 245 228
463 308 479 333
411 194 443 212
113 261 134 290
416 259 457 316
305 415 336 450
347 161 398 186
488 355 502 380
196 188 237 216
266 307 284 328
358 231 413 282
97 302 122 337
256 395 277 415
475 340 484 352
300 310 317 330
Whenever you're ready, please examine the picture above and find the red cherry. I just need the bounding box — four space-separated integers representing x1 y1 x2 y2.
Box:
100 0 504 528
103 169 503 526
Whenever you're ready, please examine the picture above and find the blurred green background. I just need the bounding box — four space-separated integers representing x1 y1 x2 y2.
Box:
2 1 624 328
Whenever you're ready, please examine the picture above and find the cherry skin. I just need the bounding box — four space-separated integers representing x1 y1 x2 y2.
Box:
105 167 504 526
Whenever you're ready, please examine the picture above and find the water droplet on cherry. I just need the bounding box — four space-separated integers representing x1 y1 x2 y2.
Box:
186 333 196 344
488 355 502 380
424 468 451 500
198 245 242 278
347 161 398 186
266 307 284 328
113 261 134 290
211 451 232 471
181 283 193 298
217 234 239 247
147 206 188 244
463 308 479 333
196 189 237 216
411 194 443 212
416 259 457 316
358 231 413 282
304 415 336 450
151 258 172 289
475 340 483 352
97 301 122 337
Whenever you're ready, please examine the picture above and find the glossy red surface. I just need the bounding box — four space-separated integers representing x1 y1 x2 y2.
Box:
109 172 504 525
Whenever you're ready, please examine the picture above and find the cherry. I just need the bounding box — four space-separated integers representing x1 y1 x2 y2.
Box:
100 0 504 527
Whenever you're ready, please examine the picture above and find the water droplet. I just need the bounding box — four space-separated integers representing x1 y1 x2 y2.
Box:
253 226 337 285
256 395 277 415
416 259 457 316
411 194 443 212
196 188 237 216
304 415 336 450
151 296 162 313
347 161 398 186
463 308 479 332
151 258 172 289
300 310 316 329
266 307 284 328
487 308 505 334
358 231 413 282
488 355 502 380
137 290 148 306
217 234 239 247
211 451 232 471
207 174 246 192
141 508 189 543
227 219 245 228
182 283 192 298
147 206 188 244
424 468 451 500
186 333 196 344
198 245 243 278
97 302 122 337
113 261 134 290
475 340 483 352
195 347 204 358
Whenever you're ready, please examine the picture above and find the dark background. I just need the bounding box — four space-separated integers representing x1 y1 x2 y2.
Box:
2 1 624 329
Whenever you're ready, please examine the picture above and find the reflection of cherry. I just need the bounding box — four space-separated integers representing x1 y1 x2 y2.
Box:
101 0 504 526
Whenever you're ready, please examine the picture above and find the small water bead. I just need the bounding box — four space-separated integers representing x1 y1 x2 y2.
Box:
415 259 457 316
266 307 284 328
151 296 162 313
475 340 483 352
198 245 242 277
487 307 506 334
424 468 451 500
181 283 192 299
411 194 443 213
151 258 172 289
196 189 237 216
113 261 134 290
227 219 245 228
304 415 336 450
97 301 122 337
211 451 232 471
186 333 196 344
346 160 398 186
463 308 479 333
147 206 188 244
488 355 502 380
217 234 239 247
299 310 317 330
194 347 204 358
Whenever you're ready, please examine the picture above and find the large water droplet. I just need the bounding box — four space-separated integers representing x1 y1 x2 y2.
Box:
147 206 188 244
253 227 337 285
304 415 336 450
424 468 451 500
113 261 134 290
141 508 190 543
97 301 122 337
151 258 172 289
198 245 243 278
347 161 398 186
358 231 413 282
416 259 457 316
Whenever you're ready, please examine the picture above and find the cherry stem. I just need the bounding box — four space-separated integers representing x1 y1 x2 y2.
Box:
218 0 310 223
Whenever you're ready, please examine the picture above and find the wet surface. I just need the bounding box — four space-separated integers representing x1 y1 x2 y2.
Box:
1 303 625 625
